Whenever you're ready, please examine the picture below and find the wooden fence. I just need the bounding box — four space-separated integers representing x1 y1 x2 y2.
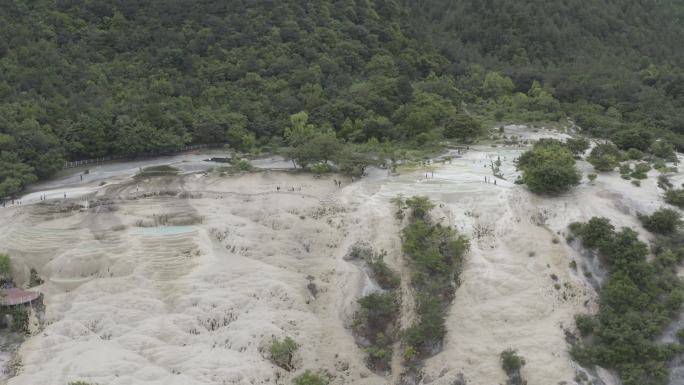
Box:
63 143 227 169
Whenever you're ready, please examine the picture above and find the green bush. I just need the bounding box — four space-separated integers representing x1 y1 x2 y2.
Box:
403 294 446 353
626 148 644 160
402 221 468 280
569 217 684 385
611 129 653 151
353 292 398 370
587 173 597 183
500 349 526 385
404 196 435 220
639 208 683 234
654 158 668 172
588 143 621 172
11 307 29 334
619 163 632 175
354 293 398 335
523 160 581 194
292 370 328 385
367 252 400 290
364 333 393 365
569 217 614 249
270 337 299 371
29 268 43 287
658 175 673 190
575 314 595 336
401 197 469 359
443 112 484 142
309 163 333 174
565 137 590 155
135 165 180 178
665 188 684 208
352 249 401 371
0 254 11 282
518 140 580 194
651 140 676 161
630 162 650 179
234 159 253 172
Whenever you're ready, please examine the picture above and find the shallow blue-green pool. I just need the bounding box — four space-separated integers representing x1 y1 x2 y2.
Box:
132 226 195 236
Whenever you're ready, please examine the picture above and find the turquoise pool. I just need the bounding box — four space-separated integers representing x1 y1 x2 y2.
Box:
132 226 195 236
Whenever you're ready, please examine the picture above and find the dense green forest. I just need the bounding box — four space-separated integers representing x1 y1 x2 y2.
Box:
403 0 684 135
1 0 683 197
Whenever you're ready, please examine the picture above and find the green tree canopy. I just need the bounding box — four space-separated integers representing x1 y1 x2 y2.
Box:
443 112 484 142
518 140 580 194
588 143 622 172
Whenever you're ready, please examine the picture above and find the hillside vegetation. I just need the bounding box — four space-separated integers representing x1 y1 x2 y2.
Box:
404 0 684 140
1 0 684 196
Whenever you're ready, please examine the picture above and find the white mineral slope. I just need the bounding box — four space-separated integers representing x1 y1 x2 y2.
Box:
0 172 385 385
358 136 676 384
1 126 680 385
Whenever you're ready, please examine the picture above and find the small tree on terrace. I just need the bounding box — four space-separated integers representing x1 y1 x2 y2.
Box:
587 143 621 172
443 112 484 142
284 112 342 168
404 196 435 220
269 337 299 371
335 143 379 177
611 129 653 151
565 137 590 155
500 349 526 385
517 140 580 194
639 208 683 234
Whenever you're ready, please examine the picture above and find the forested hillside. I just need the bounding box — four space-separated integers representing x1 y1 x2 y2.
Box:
0 0 479 196
404 0 684 138
1 0 684 197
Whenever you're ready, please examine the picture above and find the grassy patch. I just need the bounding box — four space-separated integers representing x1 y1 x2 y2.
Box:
0 253 11 283
135 165 179 178
630 162 650 179
269 337 298 371
292 370 328 385
213 158 254 175
665 188 684 208
234 159 253 171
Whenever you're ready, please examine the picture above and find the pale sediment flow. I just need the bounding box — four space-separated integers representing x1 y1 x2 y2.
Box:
364 137 677 385
1 128 681 385
0 171 390 385
18 153 295 206
364 147 589 385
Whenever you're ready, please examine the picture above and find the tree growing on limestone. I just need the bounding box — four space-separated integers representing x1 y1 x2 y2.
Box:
517 140 580 194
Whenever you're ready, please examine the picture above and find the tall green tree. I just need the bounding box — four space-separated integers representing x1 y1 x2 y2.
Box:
518 140 580 194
